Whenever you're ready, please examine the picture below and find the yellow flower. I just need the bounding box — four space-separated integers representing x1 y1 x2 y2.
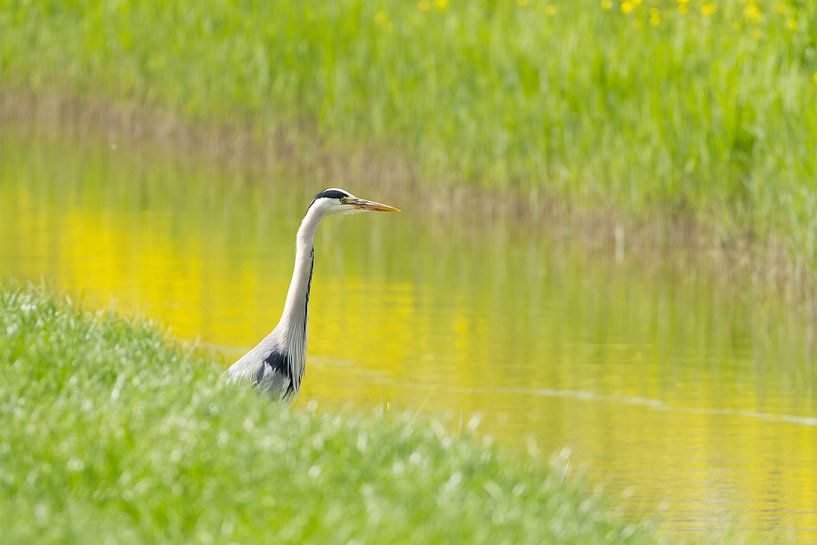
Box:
677 4 687 14
787 18 798 30
545 4 557 15
743 3 762 23
621 1 635 14
434 0 448 8
417 0 431 11
649 8 661 26
813 72 817 85
600 0 613 10
700 4 716 16
517 0 528 6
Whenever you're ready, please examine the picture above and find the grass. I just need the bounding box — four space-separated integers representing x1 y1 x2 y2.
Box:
1 1 817 262
0 285 658 544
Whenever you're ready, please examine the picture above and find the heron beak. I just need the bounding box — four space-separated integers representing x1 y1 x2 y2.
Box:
347 197 401 212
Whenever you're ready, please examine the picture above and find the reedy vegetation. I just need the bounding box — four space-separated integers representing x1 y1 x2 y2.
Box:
0 286 656 544
1 0 816 255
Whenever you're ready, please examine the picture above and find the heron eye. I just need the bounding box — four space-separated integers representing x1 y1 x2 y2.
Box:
339 197 351 204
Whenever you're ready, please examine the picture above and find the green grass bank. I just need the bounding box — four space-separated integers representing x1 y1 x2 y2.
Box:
2 1 817 259
0 286 657 544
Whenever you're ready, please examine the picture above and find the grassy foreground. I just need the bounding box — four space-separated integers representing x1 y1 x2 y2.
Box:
0 286 656 545
2 1 817 259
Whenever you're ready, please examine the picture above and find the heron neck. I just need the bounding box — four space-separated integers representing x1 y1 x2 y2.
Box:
279 206 324 345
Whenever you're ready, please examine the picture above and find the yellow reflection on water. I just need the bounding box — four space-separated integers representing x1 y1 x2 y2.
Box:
2 127 816 542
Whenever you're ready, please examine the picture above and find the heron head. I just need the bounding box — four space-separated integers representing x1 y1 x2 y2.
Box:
311 188 400 216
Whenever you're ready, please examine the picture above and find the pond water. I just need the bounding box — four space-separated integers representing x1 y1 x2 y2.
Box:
2 125 816 542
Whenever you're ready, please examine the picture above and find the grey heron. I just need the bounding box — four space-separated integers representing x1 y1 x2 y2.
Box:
225 188 400 400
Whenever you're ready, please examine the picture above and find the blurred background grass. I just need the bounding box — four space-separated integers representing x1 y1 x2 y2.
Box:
1 0 816 256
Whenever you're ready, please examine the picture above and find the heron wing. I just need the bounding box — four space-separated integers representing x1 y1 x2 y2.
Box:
225 345 293 400
256 350 295 400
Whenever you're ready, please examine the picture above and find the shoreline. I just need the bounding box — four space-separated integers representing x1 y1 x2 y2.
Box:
0 285 660 544
3 88 816 317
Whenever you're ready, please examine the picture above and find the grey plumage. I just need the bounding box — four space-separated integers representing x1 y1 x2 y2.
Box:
224 188 399 400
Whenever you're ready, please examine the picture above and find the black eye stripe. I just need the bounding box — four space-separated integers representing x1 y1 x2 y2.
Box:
314 189 350 200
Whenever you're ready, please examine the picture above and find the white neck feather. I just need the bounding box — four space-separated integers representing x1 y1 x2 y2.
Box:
278 204 325 368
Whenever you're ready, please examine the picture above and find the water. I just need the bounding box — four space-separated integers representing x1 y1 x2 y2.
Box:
2 125 816 542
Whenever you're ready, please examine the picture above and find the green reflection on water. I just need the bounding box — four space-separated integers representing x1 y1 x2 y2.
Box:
1 126 816 542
